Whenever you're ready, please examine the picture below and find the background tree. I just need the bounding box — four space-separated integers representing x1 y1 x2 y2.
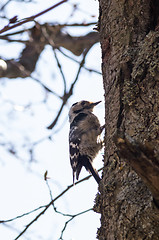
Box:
94 0 159 239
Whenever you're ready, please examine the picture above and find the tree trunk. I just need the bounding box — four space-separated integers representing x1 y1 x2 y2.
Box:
94 0 159 239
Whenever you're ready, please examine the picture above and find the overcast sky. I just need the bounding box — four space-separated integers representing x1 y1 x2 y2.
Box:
0 1 104 239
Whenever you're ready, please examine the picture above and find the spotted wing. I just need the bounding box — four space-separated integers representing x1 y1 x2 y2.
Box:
69 113 88 184
69 138 80 184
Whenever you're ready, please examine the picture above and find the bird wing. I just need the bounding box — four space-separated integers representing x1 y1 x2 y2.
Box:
69 113 88 184
69 138 81 184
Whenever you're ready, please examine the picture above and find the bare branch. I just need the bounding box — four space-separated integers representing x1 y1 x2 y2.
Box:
0 205 45 224
31 75 61 98
1 167 102 240
58 48 102 75
53 48 67 94
0 0 68 34
0 22 97 39
0 0 11 11
47 48 89 129
59 208 92 239
0 25 99 79
114 132 159 207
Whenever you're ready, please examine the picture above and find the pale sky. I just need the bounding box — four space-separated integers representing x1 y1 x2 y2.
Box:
0 1 104 239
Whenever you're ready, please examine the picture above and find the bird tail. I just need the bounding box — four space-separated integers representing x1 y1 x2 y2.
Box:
72 164 82 185
81 156 101 184
76 164 82 181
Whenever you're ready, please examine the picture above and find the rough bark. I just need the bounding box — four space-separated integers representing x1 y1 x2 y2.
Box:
94 0 159 239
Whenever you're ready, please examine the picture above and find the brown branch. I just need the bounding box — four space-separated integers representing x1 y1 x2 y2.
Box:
0 0 68 34
0 22 97 39
0 26 99 79
114 132 159 208
57 31 99 56
47 100 67 130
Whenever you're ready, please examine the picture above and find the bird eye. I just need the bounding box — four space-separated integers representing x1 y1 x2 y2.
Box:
81 101 86 106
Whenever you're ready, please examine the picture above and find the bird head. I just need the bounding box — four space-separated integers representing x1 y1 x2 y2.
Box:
69 100 101 123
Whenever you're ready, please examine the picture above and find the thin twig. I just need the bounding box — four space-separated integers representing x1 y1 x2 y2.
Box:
53 22 97 27
2 223 30 240
58 48 102 75
53 48 67 94
31 75 60 98
0 37 28 43
68 47 91 92
0 205 45 224
59 208 93 239
0 0 68 34
47 48 90 129
0 0 11 11
45 177 93 239
0 22 97 38
40 26 67 94
13 167 103 240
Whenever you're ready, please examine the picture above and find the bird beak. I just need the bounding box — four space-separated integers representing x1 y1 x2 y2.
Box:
89 101 101 107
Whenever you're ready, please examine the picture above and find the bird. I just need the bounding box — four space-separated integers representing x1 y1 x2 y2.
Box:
68 100 104 184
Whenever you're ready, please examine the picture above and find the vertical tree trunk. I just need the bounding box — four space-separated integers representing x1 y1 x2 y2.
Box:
95 0 159 239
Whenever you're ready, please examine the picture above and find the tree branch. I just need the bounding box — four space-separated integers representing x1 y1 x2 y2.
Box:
11 167 102 239
47 48 89 129
0 0 68 34
0 24 99 79
114 132 159 208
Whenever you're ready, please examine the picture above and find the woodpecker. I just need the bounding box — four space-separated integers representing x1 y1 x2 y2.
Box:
69 100 104 184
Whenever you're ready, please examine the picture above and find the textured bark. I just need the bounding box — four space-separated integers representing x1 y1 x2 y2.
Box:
94 0 159 239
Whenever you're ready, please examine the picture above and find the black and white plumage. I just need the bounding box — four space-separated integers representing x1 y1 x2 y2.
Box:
68 100 104 184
